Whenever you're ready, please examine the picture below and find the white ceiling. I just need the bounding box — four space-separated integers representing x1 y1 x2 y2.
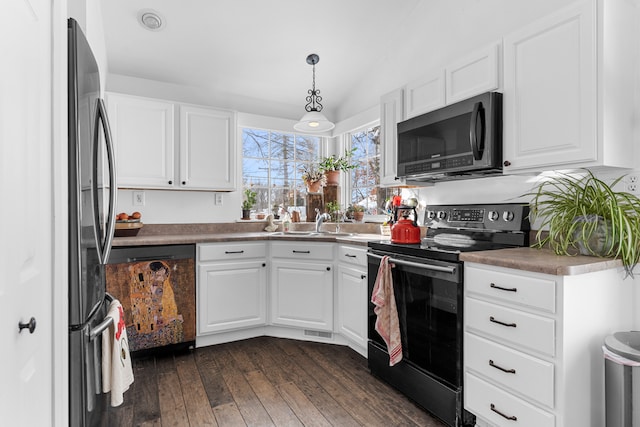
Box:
100 0 423 122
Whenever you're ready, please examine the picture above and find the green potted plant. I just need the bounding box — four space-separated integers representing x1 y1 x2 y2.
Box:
300 164 326 193
527 170 640 275
241 188 257 220
325 201 341 222
318 148 357 185
347 203 365 222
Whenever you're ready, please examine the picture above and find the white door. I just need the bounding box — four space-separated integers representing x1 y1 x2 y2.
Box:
0 0 54 425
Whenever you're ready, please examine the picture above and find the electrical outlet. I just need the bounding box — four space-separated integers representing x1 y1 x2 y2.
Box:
214 193 223 205
133 191 145 206
625 174 639 194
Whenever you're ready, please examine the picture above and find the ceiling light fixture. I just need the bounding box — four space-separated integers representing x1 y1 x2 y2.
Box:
138 9 164 31
294 54 335 133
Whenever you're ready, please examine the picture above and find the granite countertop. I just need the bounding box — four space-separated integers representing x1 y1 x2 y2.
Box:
460 247 623 276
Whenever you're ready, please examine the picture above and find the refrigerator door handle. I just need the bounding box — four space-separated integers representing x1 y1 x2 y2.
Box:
93 98 117 265
89 293 115 341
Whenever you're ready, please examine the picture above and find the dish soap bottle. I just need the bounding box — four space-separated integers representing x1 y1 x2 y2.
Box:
282 212 291 232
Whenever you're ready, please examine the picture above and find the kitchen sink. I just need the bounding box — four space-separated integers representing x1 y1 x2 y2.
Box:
270 231 354 237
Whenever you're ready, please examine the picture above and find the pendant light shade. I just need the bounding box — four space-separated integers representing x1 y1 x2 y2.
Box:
294 54 335 133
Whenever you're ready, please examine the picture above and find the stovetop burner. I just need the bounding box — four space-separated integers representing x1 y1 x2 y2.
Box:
369 203 530 261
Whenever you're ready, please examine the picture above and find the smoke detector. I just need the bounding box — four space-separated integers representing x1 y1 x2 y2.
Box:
138 9 164 31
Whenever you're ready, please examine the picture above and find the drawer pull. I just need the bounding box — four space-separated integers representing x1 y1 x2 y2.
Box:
489 359 516 374
345 253 357 258
489 316 517 328
293 250 311 254
490 283 517 292
490 404 517 421
225 250 244 254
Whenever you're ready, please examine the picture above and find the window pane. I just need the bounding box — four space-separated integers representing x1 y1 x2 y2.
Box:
242 128 321 220
348 125 382 215
242 129 269 158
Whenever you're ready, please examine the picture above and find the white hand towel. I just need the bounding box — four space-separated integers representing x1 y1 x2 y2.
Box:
371 256 403 366
102 299 134 406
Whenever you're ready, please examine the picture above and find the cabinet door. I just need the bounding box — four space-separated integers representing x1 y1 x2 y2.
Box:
179 105 236 190
198 261 266 334
337 264 367 349
106 93 175 188
446 42 501 104
380 88 404 186
404 69 446 119
271 260 333 331
502 1 596 172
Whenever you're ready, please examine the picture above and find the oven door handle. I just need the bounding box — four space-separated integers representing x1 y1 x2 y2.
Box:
368 253 457 275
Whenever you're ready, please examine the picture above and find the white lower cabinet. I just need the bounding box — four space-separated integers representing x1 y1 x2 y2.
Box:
464 261 631 427
337 245 368 354
270 242 334 331
197 242 267 334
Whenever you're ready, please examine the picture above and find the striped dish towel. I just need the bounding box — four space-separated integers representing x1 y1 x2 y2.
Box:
371 256 403 366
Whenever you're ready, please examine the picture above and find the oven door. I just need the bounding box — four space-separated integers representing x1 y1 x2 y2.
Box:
367 249 473 427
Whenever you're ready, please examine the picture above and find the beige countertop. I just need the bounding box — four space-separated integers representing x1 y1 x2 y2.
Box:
113 231 388 247
460 247 623 276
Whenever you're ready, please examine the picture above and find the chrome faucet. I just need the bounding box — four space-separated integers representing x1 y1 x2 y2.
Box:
315 208 330 233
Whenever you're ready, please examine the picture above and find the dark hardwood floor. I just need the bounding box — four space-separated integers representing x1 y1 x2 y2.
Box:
108 336 447 426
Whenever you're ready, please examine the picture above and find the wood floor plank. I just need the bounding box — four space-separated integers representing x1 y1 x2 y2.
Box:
174 352 218 426
155 354 190 427
130 357 161 425
194 345 235 408
276 381 332 427
212 402 247 427
222 370 275 427
244 370 302 427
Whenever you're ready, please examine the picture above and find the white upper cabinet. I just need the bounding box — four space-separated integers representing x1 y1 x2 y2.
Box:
404 42 501 120
106 93 175 188
179 105 236 190
107 92 237 191
502 0 636 173
404 70 446 119
380 88 404 186
446 43 501 105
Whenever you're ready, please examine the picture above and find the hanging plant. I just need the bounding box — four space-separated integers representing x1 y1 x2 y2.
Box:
527 170 640 276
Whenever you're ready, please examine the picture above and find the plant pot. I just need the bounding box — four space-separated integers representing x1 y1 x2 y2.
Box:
306 181 322 193
241 209 251 220
324 170 340 186
572 215 614 256
353 211 365 222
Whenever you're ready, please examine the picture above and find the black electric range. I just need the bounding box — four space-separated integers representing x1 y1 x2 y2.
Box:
369 203 530 261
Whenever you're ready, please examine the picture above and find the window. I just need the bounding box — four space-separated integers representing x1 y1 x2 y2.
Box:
347 125 393 216
242 128 321 218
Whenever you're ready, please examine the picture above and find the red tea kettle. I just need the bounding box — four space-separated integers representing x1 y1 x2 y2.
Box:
391 206 421 244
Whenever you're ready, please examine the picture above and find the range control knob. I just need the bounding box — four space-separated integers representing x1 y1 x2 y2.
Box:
426 211 436 220
488 211 500 222
437 211 447 220
503 211 515 222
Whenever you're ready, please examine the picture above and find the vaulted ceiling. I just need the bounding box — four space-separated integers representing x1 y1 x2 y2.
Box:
100 0 422 122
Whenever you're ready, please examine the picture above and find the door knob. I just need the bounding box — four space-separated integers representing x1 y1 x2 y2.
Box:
18 317 36 334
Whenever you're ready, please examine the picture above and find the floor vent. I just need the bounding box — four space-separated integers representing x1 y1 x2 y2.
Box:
304 329 333 339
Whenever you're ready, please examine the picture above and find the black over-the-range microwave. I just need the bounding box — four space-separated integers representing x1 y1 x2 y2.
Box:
396 91 502 181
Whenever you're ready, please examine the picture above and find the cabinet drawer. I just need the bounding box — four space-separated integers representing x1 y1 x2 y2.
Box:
338 245 367 267
466 264 556 313
465 333 554 407
465 297 555 356
198 242 266 261
465 373 554 427
271 241 334 260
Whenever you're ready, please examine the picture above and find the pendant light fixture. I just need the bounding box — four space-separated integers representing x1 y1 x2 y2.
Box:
294 54 335 133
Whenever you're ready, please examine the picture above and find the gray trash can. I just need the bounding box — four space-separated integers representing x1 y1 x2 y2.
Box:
604 331 640 427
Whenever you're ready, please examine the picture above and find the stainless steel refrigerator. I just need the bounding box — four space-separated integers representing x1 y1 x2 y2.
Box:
68 18 117 427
